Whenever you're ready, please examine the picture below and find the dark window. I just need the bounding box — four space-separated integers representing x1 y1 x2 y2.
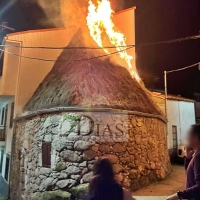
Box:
0 52 4 76
0 149 4 174
3 105 8 136
42 142 51 168
1 108 5 125
9 102 14 128
4 155 10 181
172 126 178 148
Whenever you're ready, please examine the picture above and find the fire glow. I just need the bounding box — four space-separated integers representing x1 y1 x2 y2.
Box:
86 0 140 81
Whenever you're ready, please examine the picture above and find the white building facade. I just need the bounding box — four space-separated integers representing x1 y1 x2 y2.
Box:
152 92 196 158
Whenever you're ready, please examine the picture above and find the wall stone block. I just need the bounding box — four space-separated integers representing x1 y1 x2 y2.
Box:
10 112 171 200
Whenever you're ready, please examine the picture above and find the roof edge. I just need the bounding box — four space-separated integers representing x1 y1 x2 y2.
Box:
16 106 167 123
151 92 195 103
6 26 76 37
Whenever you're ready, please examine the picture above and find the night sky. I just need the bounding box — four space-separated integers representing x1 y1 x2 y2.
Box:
0 0 200 98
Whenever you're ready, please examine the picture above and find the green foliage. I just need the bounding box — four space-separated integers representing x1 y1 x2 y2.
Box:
69 183 89 199
42 190 71 200
63 115 80 135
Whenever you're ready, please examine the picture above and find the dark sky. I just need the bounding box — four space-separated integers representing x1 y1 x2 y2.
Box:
0 0 200 98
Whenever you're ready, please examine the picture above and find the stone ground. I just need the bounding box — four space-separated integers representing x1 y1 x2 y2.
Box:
133 165 186 200
0 165 185 200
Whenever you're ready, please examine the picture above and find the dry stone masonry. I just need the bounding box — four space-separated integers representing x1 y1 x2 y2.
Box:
10 111 171 200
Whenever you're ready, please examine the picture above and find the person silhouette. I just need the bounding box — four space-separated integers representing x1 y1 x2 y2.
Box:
86 158 134 200
166 124 200 200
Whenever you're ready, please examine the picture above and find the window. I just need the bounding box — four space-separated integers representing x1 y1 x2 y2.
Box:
0 149 4 174
1 108 5 125
172 126 178 148
3 105 8 135
9 102 15 128
4 154 10 181
42 142 51 168
0 52 4 76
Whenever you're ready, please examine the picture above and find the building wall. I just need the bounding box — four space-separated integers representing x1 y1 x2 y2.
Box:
195 102 200 123
151 96 165 115
152 95 195 153
113 8 136 73
167 100 195 150
0 42 20 96
178 101 196 141
0 97 14 198
167 100 181 150
10 111 171 200
4 27 78 115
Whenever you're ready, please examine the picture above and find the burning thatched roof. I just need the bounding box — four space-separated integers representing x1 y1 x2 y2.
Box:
24 29 162 115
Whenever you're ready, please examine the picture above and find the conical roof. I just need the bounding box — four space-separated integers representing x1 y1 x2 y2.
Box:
24 29 162 116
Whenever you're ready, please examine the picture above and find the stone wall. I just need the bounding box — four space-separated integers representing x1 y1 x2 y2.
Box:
10 111 171 200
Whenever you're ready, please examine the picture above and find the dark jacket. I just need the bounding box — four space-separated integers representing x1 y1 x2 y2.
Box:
180 149 200 200
86 178 123 200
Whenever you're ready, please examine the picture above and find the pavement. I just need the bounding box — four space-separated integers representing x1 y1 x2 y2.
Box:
0 195 5 200
133 165 186 200
0 165 185 200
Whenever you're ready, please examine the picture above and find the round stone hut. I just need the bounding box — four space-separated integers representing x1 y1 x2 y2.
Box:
10 30 171 200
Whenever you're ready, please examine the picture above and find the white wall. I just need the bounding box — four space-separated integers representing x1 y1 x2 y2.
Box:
167 100 195 149
179 101 196 142
167 100 180 149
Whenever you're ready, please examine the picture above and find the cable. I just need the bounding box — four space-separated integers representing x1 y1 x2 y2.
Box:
0 34 199 50
140 34 200 47
0 46 134 62
0 34 199 62
74 46 133 61
167 62 200 74
0 44 135 50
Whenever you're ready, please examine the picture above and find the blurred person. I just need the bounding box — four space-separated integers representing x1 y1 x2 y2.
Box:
166 124 200 200
86 158 134 200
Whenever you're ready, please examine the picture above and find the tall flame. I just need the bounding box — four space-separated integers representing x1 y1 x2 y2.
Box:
86 0 140 81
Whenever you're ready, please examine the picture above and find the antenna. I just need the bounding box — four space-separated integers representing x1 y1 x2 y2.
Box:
0 22 15 32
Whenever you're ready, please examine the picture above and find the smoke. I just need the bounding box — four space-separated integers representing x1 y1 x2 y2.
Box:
110 0 125 12
36 0 88 28
36 0 125 28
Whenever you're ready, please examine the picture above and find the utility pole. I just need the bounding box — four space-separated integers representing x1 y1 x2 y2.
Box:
164 62 200 135
164 71 168 119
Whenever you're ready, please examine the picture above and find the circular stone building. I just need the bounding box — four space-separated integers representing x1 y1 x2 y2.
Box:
10 31 171 200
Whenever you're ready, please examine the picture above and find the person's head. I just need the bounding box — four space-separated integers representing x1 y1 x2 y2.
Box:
93 158 114 180
89 158 123 200
186 124 200 149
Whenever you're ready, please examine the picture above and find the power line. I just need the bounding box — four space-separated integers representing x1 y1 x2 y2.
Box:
0 34 199 50
0 46 134 62
140 34 200 47
0 34 199 62
167 62 200 74
0 44 135 50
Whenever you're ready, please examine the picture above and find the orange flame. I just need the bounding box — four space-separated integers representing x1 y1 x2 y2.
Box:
86 0 140 81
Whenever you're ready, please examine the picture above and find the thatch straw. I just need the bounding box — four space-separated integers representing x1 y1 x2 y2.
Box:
24 29 162 116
